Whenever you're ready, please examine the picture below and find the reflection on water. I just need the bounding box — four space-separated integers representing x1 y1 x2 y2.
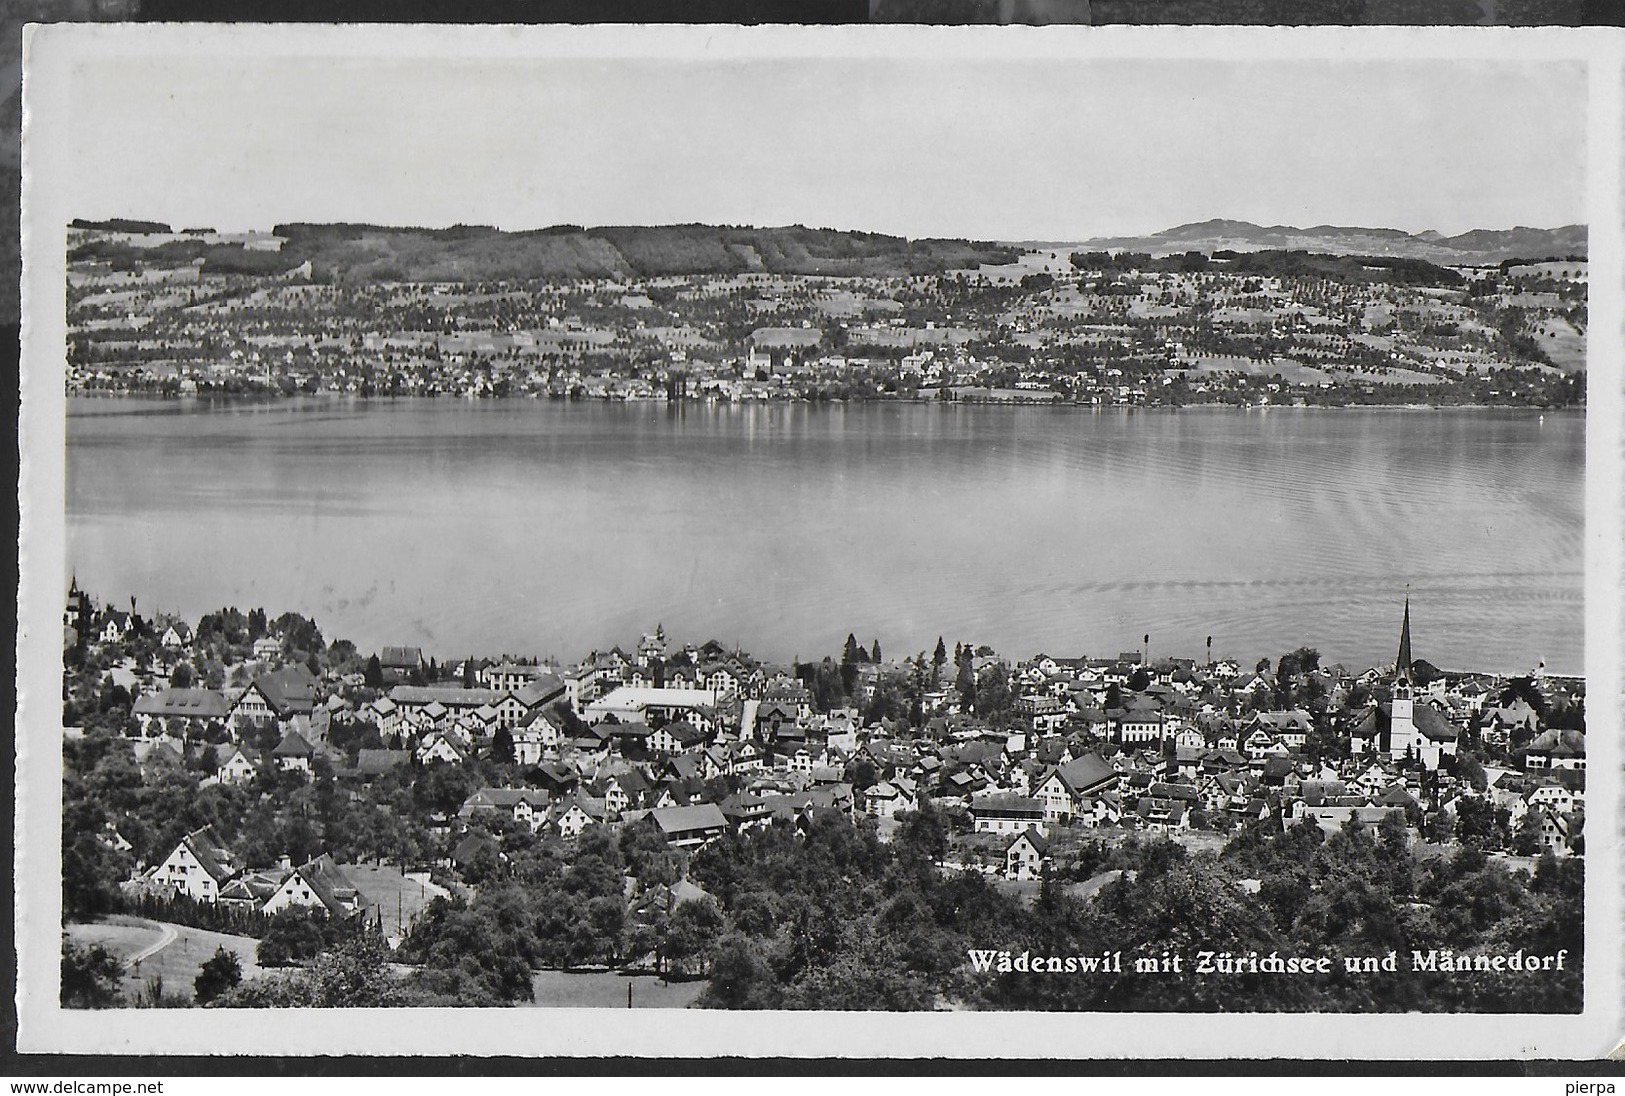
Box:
66 398 1583 674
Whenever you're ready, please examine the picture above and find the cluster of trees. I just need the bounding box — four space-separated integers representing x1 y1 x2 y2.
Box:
395 819 714 1004
61 716 512 924
686 808 1582 1012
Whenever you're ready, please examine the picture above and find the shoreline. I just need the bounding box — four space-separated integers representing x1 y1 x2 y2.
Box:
64 391 1585 415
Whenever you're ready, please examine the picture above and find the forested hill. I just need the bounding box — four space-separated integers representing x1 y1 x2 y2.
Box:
67 221 1024 280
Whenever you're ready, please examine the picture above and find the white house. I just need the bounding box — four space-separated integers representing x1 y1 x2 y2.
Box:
261 854 364 919
1005 828 1051 881
149 826 240 903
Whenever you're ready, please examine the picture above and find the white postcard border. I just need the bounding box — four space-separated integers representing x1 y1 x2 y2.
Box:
16 21 1625 1058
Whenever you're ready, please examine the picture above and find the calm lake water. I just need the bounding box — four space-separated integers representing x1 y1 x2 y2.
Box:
65 398 1584 675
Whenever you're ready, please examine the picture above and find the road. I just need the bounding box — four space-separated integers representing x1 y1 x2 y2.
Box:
125 921 178 968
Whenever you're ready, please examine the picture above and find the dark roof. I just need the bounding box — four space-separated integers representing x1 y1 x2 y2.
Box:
380 646 423 668
272 730 314 757
133 688 230 719
1009 827 1051 855
511 675 567 708
971 795 1045 817
1527 728 1585 757
1049 752 1118 796
180 825 239 883
649 803 728 836
1412 703 1460 744
390 685 504 708
288 854 362 918
254 666 319 716
351 748 408 776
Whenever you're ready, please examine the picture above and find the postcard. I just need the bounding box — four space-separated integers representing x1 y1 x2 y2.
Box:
16 22 1624 1057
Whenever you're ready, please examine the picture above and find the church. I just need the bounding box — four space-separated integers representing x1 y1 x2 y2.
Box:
1350 597 1460 771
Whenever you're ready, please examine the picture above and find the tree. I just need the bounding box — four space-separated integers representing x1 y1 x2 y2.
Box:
170 661 195 688
1512 810 1543 857
955 652 976 712
363 654 383 689
61 940 124 1008
841 634 862 696
257 909 327 967
491 727 516 766
870 639 882 663
1454 797 1502 849
894 798 948 866
932 637 947 683
193 946 243 1004
662 898 725 977
697 934 782 1009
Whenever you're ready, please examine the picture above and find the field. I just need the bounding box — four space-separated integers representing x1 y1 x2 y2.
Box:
525 968 708 1009
337 862 449 942
1177 355 1331 385
66 915 262 1003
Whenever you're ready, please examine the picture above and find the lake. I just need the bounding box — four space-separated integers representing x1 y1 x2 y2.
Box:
65 398 1584 676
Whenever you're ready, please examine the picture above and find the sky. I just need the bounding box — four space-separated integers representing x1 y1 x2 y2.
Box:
44 34 1588 241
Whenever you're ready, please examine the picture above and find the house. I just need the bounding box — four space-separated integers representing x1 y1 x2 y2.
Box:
230 666 319 730
216 871 284 912
530 761 580 798
272 729 315 774
460 787 551 832
551 795 608 839
342 748 410 783
970 795 1048 836
1532 804 1580 856
1005 828 1051 881
450 833 506 875
643 803 730 849
865 780 913 819
649 719 713 754
513 706 566 764
496 675 568 728
1034 752 1119 823
479 661 553 694
584 686 718 727
1116 709 1166 746
149 825 240 903
131 688 230 738
598 768 652 817
1135 794 1191 835
1525 728 1586 771
366 696 401 739
252 636 282 660
160 622 193 649
416 731 471 766
1482 698 1541 742
1526 780 1579 816
379 646 425 684
261 854 364 919
98 610 133 644
216 746 260 785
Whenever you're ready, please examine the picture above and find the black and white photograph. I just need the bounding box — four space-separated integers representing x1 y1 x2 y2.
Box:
15 23 1623 1057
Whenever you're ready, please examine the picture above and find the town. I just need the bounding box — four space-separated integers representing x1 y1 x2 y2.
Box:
65 221 1586 409
59 582 1586 1011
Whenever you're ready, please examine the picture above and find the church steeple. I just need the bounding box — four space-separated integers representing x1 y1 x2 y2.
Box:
1396 596 1412 678
1394 593 1414 693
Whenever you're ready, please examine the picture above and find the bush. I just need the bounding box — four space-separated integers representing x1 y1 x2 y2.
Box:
61 940 125 1008
194 946 243 1004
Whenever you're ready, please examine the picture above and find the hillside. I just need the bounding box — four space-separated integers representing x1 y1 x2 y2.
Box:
1081 220 1586 265
67 222 1023 281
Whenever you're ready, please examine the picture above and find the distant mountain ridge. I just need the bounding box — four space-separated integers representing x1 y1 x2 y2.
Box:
1080 219 1587 264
